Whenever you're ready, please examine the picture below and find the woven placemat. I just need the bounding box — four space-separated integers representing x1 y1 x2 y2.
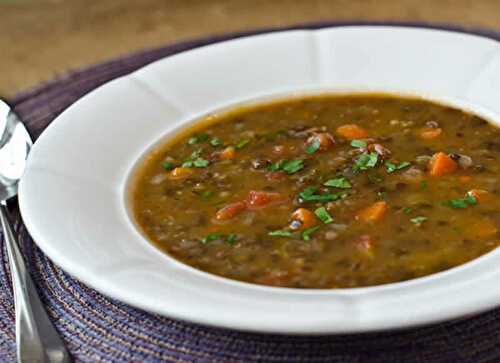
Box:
1 22 500 363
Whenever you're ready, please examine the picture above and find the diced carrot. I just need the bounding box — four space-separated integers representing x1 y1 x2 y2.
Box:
428 152 457 177
306 133 335 151
355 234 375 257
219 146 235 160
466 219 498 239
356 201 387 222
459 176 472 183
215 201 246 221
336 124 369 140
246 190 288 209
169 167 194 180
420 128 442 140
468 189 493 203
290 208 317 230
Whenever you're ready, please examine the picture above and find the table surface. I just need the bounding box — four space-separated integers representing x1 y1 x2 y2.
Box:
1 0 500 98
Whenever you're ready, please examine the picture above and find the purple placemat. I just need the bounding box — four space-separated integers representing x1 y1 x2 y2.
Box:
1 22 500 363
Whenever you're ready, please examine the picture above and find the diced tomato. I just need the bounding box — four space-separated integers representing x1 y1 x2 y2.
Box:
246 190 288 209
215 201 246 221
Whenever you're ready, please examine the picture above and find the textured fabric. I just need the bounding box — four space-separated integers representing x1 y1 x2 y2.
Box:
1 22 500 363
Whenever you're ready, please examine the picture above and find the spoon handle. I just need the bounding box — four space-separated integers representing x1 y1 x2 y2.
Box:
1 203 71 363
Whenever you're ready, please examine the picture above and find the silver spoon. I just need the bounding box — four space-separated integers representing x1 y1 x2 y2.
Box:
0 99 71 363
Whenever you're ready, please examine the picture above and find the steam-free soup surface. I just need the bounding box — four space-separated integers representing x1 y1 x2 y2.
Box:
131 94 500 288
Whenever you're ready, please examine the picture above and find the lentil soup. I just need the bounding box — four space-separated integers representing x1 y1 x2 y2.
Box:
130 94 500 288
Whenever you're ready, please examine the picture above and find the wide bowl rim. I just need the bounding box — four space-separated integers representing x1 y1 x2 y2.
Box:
18 25 500 334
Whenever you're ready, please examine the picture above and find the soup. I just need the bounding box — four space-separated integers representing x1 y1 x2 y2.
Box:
131 94 500 288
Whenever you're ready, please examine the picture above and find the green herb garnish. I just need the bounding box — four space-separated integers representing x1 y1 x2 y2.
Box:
210 137 222 147
236 139 250 149
420 181 428 190
385 161 411 173
314 207 333 224
193 158 209 168
162 162 174 171
353 152 378 171
202 232 238 245
350 139 367 148
324 177 352 189
201 190 213 199
226 234 238 245
302 226 320 241
403 207 413 214
443 194 477 209
411 216 428 225
305 138 321 154
298 187 346 202
268 230 294 237
269 159 305 174
201 233 223 244
188 133 209 145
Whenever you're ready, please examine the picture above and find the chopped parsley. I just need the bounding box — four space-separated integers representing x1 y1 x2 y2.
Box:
187 133 209 145
202 232 238 245
302 226 320 241
268 230 293 237
298 187 346 202
324 177 352 189
236 139 250 149
226 234 238 245
443 194 477 209
162 162 174 171
420 181 428 190
210 137 222 147
182 149 209 168
201 233 223 244
193 158 209 168
305 138 321 154
353 152 378 171
403 207 413 214
314 207 333 224
269 159 304 174
350 139 367 148
411 216 428 225
201 190 213 199
385 160 411 173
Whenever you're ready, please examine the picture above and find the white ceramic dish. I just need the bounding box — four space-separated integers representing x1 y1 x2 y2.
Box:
19 26 500 334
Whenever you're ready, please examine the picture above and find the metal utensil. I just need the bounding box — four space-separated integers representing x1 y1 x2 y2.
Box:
0 99 71 363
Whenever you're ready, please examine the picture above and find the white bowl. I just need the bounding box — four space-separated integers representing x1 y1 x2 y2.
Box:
19 26 500 334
